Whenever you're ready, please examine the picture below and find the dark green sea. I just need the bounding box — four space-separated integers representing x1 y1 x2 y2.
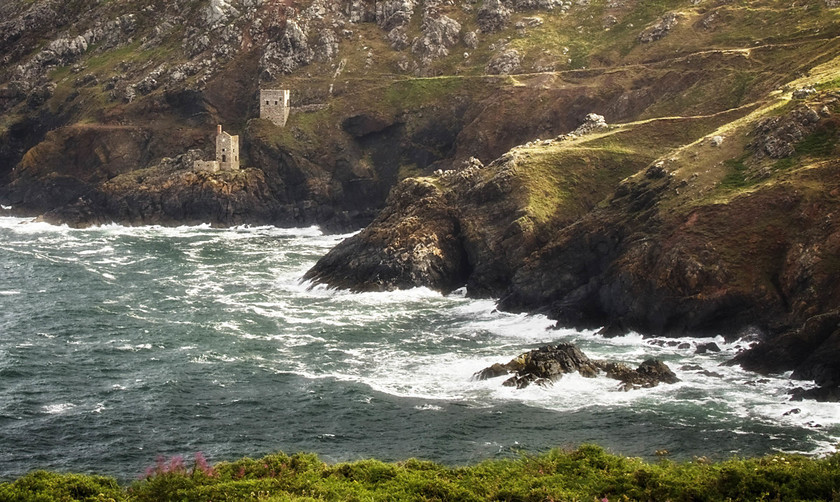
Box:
1 217 837 482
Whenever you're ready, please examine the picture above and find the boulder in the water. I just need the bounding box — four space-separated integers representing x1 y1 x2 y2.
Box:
475 343 679 390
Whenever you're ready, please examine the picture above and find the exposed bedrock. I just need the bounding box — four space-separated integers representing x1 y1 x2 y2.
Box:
304 101 840 398
473 343 679 391
302 177 471 292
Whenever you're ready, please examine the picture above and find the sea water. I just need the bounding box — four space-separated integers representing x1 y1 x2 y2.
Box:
0 216 838 482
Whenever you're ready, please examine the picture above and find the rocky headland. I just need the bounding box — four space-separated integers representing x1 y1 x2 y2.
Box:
305 87 840 399
3 0 840 397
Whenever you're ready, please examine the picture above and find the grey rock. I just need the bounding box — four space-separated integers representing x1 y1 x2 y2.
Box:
313 29 339 62
477 0 511 33
376 0 417 31
571 113 608 136
206 0 240 26
751 105 826 159
387 27 411 50
412 14 462 60
485 48 521 75
260 20 313 78
463 30 479 49
639 12 679 43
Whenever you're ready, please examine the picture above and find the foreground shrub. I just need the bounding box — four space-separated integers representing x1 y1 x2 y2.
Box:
0 471 126 502
3 445 840 501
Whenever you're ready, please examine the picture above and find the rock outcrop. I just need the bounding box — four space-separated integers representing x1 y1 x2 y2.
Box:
732 310 840 401
638 12 679 43
473 343 679 390
302 178 470 291
305 94 840 398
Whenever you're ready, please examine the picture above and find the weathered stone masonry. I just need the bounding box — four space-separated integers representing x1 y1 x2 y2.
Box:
260 89 290 127
194 125 240 172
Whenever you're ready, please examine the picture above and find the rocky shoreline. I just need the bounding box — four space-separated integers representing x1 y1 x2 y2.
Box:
305 96 840 401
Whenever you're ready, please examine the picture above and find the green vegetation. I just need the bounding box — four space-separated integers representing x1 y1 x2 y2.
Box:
718 154 752 191
517 144 650 225
716 120 839 193
2 446 840 501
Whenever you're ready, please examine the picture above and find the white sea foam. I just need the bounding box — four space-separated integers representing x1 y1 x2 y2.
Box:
414 404 444 411
43 403 76 415
4 220 839 463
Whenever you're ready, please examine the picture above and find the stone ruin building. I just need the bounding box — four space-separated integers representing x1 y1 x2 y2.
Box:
194 125 240 172
260 89 290 127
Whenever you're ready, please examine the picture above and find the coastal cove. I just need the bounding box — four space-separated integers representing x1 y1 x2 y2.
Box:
1 217 838 483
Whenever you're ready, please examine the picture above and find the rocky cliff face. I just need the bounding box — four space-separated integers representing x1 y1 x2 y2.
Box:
4 0 839 229
3 0 840 396
305 85 840 398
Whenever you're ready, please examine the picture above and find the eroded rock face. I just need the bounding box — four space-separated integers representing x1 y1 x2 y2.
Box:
638 12 679 43
473 343 679 390
485 48 521 75
477 0 511 33
302 178 471 292
376 0 417 31
750 105 822 159
412 14 462 61
260 20 313 79
732 310 840 400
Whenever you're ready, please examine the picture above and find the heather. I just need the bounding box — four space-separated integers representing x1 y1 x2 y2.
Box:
3 445 840 501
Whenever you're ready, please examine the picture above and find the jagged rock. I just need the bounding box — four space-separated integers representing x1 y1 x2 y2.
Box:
790 385 840 402
302 178 470 292
206 0 240 26
474 343 679 390
260 20 313 78
750 105 823 159
376 0 417 31
412 14 462 60
793 86 817 99
695 342 721 354
732 310 840 395
0 0 58 49
485 48 521 75
347 0 375 23
639 12 679 43
463 30 479 48
571 113 608 135
599 359 679 391
313 29 339 62
387 27 410 50
135 65 167 95
477 0 511 33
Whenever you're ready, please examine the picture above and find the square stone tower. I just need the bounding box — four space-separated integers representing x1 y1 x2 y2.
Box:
260 89 290 127
215 124 239 170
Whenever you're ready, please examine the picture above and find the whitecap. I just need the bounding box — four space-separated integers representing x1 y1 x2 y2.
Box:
42 403 76 415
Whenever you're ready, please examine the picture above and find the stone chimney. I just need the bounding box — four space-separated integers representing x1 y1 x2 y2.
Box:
217 124 222 135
